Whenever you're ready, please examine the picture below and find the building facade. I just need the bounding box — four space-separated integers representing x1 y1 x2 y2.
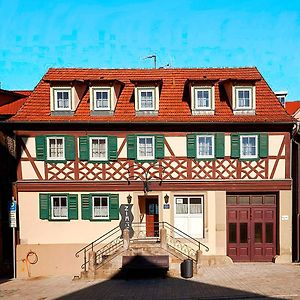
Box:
5 67 294 277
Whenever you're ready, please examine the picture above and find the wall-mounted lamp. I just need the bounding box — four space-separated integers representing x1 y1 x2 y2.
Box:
164 194 169 204
127 194 132 204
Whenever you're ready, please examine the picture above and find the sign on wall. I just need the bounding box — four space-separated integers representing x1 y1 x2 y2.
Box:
9 199 17 228
119 204 134 238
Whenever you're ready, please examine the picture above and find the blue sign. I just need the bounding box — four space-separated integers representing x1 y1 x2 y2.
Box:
10 201 17 212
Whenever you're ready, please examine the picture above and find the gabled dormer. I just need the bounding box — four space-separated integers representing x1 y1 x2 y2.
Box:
221 78 260 115
89 80 124 116
186 78 218 115
131 79 162 116
49 80 86 115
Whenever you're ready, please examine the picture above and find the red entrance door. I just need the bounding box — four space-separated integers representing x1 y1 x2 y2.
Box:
227 194 277 262
146 198 159 237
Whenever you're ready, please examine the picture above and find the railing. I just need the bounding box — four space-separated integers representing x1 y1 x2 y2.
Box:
75 225 121 272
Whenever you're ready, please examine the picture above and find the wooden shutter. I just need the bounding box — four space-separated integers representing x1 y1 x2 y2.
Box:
155 135 164 159
79 136 89 161
109 194 119 220
215 133 225 158
65 136 75 161
68 194 78 220
36 136 46 161
108 136 118 161
187 134 196 158
259 133 268 158
81 194 91 220
231 133 240 158
127 135 137 160
39 193 49 220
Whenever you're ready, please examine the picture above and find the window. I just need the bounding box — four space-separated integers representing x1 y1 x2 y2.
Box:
54 89 71 111
51 195 68 219
92 196 109 219
236 87 252 109
197 135 214 158
138 89 155 110
89 137 108 161
137 136 155 160
240 135 258 159
47 137 65 160
174 196 204 238
195 88 211 109
93 89 110 110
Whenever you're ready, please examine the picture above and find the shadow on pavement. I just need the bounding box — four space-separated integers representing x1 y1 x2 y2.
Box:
57 256 280 300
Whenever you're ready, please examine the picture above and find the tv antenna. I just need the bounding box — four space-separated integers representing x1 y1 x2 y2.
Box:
144 54 157 69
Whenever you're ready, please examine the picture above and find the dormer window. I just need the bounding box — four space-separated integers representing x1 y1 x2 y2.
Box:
194 88 212 109
236 88 252 109
53 88 71 111
93 88 110 111
138 88 155 110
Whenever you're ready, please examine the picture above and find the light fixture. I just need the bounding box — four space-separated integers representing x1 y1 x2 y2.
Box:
164 194 169 204
127 194 132 204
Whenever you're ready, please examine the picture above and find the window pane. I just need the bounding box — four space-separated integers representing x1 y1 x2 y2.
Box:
238 90 250 108
140 90 154 109
48 138 64 159
197 90 210 108
175 198 188 214
229 223 237 243
138 137 153 158
91 138 106 159
242 136 257 157
93 197 108 218
255 223 263 243
240 223 248 243
56 91 70 109
227 196 237 205
190 198 202 214
266 223 273 243
198 136 213 157
95 91 109 108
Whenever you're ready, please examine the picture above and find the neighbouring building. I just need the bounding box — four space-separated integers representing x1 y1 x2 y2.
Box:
0 89 31 276
2 67 295 278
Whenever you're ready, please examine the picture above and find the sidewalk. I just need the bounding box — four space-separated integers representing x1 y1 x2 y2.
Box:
0 263 300 299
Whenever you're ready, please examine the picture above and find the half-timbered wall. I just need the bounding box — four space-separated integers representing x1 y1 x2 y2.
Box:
18 132 290 182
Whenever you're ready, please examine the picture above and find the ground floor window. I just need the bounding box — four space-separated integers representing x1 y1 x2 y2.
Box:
174 195 204 238
92 196 109 219
51 195 68 219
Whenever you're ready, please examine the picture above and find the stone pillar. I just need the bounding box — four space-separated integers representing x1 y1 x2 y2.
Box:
123 228 130 250
160 228 167 249
196 249 202 266
88 251 96 278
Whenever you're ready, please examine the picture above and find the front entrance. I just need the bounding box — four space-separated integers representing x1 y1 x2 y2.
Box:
227 194 277 262
145 197 159 237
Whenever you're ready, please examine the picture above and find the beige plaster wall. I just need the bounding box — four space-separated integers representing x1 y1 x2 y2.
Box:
275 190 292 263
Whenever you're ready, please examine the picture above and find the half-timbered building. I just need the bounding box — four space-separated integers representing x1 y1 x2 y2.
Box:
6 67 294 277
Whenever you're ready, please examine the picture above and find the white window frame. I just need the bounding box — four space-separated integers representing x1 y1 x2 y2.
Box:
196 135 215 159
235 87 253 110
194 88 212 110
53 88 72 111
92 88 111 111
137 136 155 160
47 137 65 161
89 137 108 161
92 195 109 220
174 195 204 238
51 195 68 220
240 135 258 159
138 88 155 111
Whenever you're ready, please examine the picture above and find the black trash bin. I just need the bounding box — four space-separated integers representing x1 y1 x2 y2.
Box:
180 259 193 278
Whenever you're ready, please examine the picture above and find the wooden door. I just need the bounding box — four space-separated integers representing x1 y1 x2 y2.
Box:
146 197 159 237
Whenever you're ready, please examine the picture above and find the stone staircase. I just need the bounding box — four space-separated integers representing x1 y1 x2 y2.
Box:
78 226 205 280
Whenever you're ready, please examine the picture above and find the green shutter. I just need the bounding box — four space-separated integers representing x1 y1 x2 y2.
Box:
231 133 240 158
79 136 89 161
155 135 165 159
109 194 119 220
187 134 196 158
108 136 118 161
127 135 137 160
81 194 92 220
215 133 225 158
259 133 268 158
36 136 46 161
68 194 78 220
39 193 49 220
65 136 75 161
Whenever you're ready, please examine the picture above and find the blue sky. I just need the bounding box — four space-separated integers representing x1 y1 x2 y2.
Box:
0 0 300 100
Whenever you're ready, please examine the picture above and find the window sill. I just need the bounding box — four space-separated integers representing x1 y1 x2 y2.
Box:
90 110 114 116
192 109 215 116
51 111 74 116
135 110 158 116
233 109 255 115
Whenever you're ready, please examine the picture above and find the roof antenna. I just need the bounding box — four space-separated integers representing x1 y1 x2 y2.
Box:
144 55 157 69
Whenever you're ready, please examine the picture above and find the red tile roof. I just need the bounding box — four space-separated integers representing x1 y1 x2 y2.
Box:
9 67 293 123
285 101 300 116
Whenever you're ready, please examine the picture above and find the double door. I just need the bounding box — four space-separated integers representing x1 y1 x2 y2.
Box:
227 204 276 262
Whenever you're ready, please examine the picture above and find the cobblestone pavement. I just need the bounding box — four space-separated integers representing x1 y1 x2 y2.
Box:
0 263 300 300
